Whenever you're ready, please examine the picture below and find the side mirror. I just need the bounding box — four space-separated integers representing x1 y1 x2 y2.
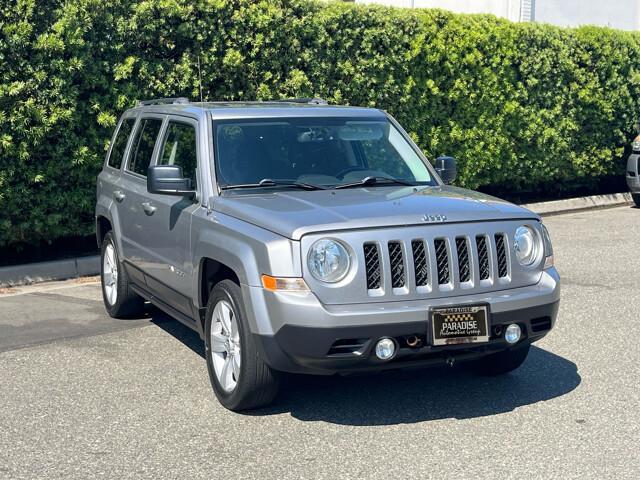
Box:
147 165 195 197
435 156 457 185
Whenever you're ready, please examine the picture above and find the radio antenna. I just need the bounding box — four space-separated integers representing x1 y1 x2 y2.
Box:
197 55 204 103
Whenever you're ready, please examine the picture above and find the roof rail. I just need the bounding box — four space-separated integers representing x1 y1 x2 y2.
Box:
137 97 190 106
273 97 328 105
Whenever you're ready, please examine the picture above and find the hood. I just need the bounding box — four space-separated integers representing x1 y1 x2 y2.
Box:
212 186 539 240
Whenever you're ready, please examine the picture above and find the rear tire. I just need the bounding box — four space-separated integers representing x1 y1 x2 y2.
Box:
205 280 279 411
100 231 145 318
468 342 530 376
632 193 640 207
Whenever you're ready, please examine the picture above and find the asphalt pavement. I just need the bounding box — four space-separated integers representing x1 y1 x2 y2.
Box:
0 205 639 479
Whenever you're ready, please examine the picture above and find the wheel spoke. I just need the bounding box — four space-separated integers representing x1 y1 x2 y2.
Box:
108 285 117 305
230 314 239 341
220 355 235 390
210 332 227 353
220 302 233 334
106 246 116 270
232 353 241 378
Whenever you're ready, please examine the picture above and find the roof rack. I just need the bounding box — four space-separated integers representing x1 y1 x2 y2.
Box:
137 97 190 106
273 98 328 105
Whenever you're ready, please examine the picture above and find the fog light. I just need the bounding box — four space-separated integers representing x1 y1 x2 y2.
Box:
505 324 522 344
375 338 396 360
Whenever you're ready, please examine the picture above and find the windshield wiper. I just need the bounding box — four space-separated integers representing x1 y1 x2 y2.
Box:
333 176 416 190
221 178 328 191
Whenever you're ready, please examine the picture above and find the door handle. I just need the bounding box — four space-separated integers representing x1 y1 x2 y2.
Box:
113 190 126 203
142 202 156 216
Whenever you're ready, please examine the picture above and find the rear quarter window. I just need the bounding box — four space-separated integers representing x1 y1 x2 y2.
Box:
107 118 135 170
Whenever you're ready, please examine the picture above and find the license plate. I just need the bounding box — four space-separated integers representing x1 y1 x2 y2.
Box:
431 305 489 346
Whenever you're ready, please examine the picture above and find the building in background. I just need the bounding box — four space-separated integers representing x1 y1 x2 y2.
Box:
356 0 640 30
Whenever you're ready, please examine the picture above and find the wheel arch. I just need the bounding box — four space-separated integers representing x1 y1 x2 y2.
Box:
96 215 112 248
199 257 241 312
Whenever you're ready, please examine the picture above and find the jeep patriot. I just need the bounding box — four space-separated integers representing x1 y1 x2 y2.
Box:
96 98 560 410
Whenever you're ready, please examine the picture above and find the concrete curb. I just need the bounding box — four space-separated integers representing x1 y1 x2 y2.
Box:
522 192 633 216
0 192 634 287
0 256 100 288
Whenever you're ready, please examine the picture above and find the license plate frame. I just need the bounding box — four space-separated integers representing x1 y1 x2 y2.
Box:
430 304 490 346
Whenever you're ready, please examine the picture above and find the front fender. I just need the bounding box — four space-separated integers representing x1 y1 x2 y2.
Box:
95 194 125 256
191 210 302 321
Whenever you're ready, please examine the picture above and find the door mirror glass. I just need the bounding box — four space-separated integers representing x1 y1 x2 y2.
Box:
435 156 457 185
147 165 195 197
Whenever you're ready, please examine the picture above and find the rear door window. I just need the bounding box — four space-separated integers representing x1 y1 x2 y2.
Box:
157 121 198 188
126 118 163 177
107 118 135 170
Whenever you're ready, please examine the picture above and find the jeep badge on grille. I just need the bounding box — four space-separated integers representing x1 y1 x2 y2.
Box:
422 214 447 222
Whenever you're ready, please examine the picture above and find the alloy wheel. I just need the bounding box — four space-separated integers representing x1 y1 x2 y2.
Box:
210 300 241 392
103 243 118 306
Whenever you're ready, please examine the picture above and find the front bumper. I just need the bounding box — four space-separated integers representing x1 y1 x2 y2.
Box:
257 302 558 374
243 268 560 375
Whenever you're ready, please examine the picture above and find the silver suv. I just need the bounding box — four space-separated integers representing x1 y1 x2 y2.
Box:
96 98 560 411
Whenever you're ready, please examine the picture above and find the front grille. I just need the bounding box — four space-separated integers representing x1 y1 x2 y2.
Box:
455 237 471 283
362 229 513 295
495 234 508 278
388 241 405 288
434 239 450 285
476 235 490 280
411 240 429 287
364 243 381 290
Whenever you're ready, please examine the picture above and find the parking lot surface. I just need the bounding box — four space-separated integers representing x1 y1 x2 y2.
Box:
1 206 639 479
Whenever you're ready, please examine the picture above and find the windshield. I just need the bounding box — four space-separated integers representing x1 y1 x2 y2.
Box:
213 117 437 190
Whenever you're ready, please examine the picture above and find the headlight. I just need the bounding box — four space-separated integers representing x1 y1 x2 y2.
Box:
513 225 540 266
541 224 554 269
307 239 351 283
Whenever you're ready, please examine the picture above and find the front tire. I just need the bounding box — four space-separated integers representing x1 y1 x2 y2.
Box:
100 231 145 318
205 280 279 411
468 342 530 375
632 193 640 207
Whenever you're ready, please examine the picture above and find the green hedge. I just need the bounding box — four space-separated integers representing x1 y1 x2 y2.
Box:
1 0 639 247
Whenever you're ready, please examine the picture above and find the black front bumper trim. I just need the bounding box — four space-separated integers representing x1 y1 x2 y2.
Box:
254 301 559 375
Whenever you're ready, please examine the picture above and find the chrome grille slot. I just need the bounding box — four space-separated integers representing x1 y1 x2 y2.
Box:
476 235 490 280
388 241 405 288
363 243 381 290
434 239 450 285
495 233 508 278
455 237 471 283
411 240 429 287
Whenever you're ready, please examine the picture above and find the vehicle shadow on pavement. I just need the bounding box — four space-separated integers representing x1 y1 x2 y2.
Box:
150 316 580 425
151 313 206 357
257 346 581 425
